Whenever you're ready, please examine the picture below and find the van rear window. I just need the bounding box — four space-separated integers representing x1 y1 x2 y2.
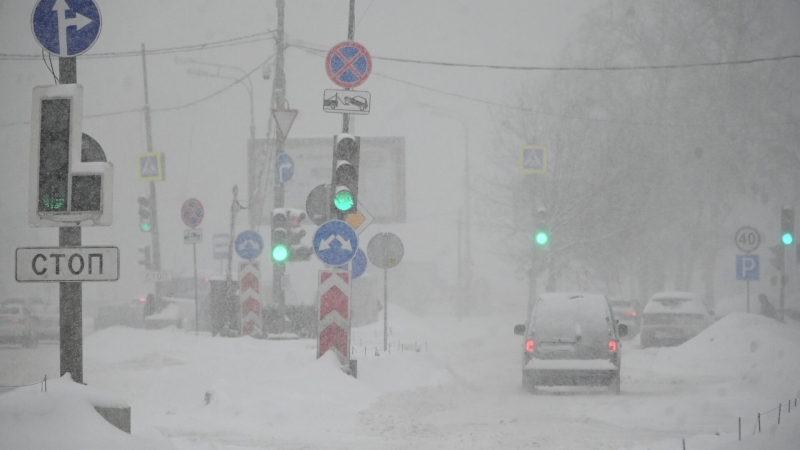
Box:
0 306 20 315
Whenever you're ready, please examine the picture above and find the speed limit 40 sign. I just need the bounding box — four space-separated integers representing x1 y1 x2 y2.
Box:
735 226 761 253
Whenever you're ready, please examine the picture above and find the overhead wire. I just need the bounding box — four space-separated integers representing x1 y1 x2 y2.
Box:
291 42 800 71
292 43 799 129
0 31 275 61
0 53 276 128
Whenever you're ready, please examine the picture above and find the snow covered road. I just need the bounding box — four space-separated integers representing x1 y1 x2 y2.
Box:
2 310 799 450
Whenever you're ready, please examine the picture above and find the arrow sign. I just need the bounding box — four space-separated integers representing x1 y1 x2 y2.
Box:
239 262 262 336
317 270 350 360
32 0 102 57
313 220 358 266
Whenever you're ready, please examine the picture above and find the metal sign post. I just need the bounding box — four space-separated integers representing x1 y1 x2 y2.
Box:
367 232 404 351
29 0 109 384
182 200 204 334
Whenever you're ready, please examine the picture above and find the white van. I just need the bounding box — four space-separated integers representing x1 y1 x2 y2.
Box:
514 293 626 394
640 292 712 348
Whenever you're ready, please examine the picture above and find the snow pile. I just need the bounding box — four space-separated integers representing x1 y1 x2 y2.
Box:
0 374 173 450
650 313 800 398
75 306 452 447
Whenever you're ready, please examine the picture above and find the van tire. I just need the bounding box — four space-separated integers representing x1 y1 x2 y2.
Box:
522 372 537 393
609 374 621 395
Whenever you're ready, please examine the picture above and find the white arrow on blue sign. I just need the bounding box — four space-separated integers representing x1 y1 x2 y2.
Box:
235 230 264 261
313 220 358 266
32 0 102 57
276 153 295 183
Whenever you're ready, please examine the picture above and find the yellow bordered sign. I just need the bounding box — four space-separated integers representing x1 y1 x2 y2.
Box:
519 145 547 174
138 152 164 182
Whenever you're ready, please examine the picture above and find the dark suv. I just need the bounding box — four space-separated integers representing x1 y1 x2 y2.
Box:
514 293 626 393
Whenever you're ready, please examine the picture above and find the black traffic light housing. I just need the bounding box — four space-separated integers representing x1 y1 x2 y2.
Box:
781 207 794 245
272 208 312 263
138 196 151 232
331 134 360 219
769 244 785 272
138 246 152 270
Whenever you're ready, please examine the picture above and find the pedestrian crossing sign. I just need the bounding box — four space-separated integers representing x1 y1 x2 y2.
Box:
520 145 547 174
138 152 164 182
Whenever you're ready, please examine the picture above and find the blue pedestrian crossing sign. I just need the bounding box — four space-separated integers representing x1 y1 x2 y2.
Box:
736 254 759 281
32 0 102 57
520 145 547 174
138 152 164 182
313 220 359 266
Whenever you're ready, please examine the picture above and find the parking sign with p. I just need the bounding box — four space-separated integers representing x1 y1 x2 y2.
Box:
736 254 759 281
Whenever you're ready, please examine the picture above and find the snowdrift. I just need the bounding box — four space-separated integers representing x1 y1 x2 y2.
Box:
650 313 800 398
0 374 173 450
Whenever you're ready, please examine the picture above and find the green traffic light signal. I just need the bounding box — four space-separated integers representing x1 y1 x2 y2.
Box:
782 233 793 245
272 244 289 262
333 189 354 211
535 231 549 246
140 221 152 232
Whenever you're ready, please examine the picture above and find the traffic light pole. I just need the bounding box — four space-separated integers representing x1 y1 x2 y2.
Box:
341 0 355 134
272 0 287 332
58 57 83 384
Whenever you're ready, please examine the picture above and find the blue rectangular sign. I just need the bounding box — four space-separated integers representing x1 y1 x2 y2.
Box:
736 254 759 281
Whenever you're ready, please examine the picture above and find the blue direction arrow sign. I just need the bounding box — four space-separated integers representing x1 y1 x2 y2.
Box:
276 153 295 182
313 220 358 266
32 0 102 57
235 230 264 261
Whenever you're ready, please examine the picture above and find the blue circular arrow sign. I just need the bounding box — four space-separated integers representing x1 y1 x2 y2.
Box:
235 230 264 261
32 0 102 57
313 220 358 266
275 153 295 182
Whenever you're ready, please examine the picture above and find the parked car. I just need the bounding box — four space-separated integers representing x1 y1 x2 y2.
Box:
640 292 713 348
514 293 627 394
608 299 641 338
0 303 38 348
344 95 368 111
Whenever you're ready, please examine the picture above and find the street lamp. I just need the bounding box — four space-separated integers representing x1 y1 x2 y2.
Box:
175 57 258 142
418 102 473 316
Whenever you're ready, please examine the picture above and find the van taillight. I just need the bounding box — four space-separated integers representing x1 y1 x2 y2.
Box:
525 339 535 353
608 340 618 353
11 318 21 324
625 311 637 317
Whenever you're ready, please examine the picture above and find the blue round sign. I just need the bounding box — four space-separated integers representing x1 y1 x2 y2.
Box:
32 0 102 57
325 41 372 88
313 220 358 266
351 249 367 279
235 230 264 261
276 153 295 182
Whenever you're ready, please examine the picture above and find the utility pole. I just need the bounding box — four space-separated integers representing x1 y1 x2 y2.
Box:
272 0 287 331
342 0 355 133
58 56 83 384
141 44 163 303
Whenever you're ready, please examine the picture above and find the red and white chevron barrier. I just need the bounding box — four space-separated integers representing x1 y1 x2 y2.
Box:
317 270 351 361
239 262 262 336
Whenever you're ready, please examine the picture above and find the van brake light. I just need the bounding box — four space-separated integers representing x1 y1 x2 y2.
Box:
525 339 535 353
11 318 21 324
608 340 618 353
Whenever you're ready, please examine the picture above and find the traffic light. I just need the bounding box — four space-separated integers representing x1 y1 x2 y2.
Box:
272 208 313 263
769 244 785 271
37 98 71 212
138 246 152 270
533 225 549 247
138 196 152 232
781 207 794 245
331 134 360 219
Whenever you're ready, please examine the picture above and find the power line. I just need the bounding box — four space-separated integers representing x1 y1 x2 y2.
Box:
293 44 799 129
0 31 274 61
0 54 276 128
292 42 800 71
